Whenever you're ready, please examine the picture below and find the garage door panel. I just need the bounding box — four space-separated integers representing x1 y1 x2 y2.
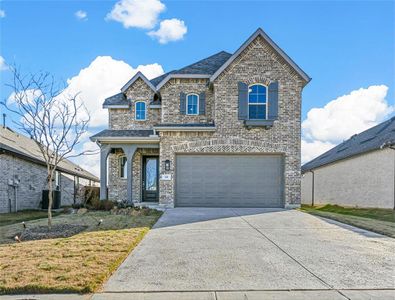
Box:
176 154 284 207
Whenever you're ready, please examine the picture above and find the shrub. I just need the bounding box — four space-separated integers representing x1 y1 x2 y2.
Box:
87 199 115 211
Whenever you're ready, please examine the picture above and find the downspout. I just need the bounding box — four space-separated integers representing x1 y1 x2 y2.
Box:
311 170 315 206
390 146 395 210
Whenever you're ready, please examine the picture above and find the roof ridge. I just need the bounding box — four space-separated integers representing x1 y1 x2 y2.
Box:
176 50 231 73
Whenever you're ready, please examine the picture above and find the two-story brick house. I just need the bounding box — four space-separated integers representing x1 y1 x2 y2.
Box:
91 28 310 208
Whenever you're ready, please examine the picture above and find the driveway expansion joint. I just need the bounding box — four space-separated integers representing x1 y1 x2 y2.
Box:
230 209 352 300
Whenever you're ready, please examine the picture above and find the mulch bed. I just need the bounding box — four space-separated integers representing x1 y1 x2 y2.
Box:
19 224 88 241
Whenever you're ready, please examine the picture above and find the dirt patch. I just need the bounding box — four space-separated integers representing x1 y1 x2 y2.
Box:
19 224 88 241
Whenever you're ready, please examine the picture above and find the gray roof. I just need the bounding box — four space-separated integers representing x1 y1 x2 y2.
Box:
175 51 232 75
91 129 154 139
0 127 99 181
103 93 127 107
302 116 395 172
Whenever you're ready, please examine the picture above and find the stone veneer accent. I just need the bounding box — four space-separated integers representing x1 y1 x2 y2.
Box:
106 34 305 208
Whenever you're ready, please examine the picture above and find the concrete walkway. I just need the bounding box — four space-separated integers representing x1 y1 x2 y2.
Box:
102 208 395 298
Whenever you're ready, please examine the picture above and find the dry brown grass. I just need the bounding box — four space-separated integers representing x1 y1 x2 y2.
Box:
0 210 162 294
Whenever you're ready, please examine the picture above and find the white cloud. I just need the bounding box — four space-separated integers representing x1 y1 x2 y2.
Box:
106 0 165 29
148 18 187 44
75 10 88 20
301 140 335 164
59 56 164 128
302 85 392 144
301 85 393 163
0 56 7 71
0 10 5 18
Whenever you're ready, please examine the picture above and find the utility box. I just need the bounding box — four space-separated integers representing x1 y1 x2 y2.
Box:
42 190 61 209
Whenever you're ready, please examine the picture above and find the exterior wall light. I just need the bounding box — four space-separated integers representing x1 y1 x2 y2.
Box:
165 160 171 171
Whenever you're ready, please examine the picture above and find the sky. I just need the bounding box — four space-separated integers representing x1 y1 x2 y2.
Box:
0 0 394 176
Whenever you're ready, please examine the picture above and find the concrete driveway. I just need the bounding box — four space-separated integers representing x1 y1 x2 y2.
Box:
102 208 395 298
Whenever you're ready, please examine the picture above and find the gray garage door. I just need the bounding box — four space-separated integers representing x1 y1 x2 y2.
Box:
176 154 284 207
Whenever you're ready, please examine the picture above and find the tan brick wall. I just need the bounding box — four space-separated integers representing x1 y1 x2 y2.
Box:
109 78 160 130
160 78 214 124
158 35 304 207
108 148 159 203
106 35 305 208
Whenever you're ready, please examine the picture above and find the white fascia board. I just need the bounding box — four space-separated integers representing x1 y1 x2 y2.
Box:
91 136 160 143
102 105 129 109
210 28 311 83
155 74 211 90
121 71 157 92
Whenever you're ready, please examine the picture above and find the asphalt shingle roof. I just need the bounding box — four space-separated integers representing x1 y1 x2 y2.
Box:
302 116 395 172
104 51 232 107
90 129 154 139
103 92 127 107
0 127 98 181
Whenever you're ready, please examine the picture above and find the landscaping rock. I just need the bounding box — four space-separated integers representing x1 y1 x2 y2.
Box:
77 208 88 215
20 224 88 241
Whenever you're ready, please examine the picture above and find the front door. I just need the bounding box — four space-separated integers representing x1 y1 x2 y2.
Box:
142 156 159 202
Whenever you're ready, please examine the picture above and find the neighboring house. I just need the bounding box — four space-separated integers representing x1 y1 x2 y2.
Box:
302 117 395 209
0 126 99 213
91 28 310 208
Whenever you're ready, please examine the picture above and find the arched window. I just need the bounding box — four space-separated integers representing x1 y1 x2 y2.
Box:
135 101 146 120
248 84 267 120
186 93 199 115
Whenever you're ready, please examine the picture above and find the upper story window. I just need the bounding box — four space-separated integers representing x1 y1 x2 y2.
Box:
248 84 267 120
186 94 199 115
119 156 127 178
135 101 146 120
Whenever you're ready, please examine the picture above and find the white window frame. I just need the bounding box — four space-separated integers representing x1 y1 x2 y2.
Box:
135 101 147 121
248 83 268 120
119 156 127 179
186 93 199 115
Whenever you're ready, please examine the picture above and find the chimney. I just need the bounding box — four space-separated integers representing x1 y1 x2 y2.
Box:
2 113 5 128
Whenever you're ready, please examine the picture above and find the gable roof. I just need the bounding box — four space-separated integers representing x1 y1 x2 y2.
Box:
210 28 311 83
121 71 157 93
0 126 99 181
153 51 232 90
302 116 395 172
104 28 310 107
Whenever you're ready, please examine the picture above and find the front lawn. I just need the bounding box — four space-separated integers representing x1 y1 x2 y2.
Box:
0 210 62 227
0 209 162 294
301 204 395 238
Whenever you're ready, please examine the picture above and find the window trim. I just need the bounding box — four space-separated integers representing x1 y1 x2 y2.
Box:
186 93 199 116
135 101 147 121
119 156 127 179
248 83 268 120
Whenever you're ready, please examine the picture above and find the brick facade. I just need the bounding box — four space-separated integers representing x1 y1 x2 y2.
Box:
106 34 305 208
0 153 92 213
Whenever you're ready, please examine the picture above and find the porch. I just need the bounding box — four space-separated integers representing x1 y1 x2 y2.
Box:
90 130 160 205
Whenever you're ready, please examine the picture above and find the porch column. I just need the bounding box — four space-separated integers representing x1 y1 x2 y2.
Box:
100 145 111 200
122 145 138 204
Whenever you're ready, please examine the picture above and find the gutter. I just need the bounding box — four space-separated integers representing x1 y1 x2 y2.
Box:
154 126 216 132
311 170 315 206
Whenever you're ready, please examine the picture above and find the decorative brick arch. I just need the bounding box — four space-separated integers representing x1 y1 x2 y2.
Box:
171 137 288 153
244 76 272 86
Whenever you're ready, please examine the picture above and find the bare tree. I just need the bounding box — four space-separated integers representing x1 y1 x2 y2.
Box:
2 66 92 228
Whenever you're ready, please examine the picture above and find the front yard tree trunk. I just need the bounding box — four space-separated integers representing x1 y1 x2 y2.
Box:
47 169 54 229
